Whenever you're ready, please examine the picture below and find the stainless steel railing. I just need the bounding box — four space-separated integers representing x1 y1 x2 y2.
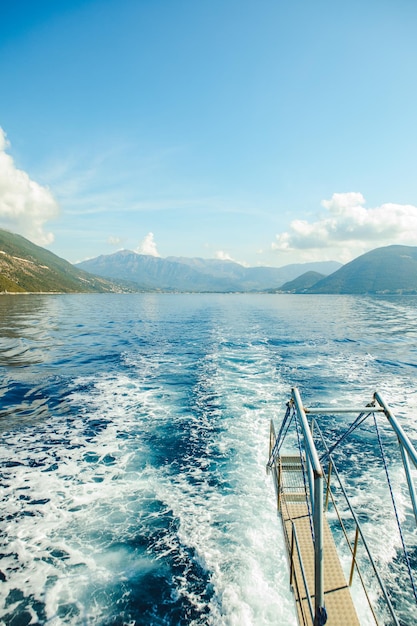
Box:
268 387 417 626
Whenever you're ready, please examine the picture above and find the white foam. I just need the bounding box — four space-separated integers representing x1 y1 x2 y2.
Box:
2 294 417 624
0 333 297 625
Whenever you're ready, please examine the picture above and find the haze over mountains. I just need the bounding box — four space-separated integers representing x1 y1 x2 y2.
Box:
76 251 341 293
72 245 417 295
1 228 417 295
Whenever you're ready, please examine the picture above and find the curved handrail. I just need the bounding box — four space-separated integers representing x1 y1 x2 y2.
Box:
268 388 417 626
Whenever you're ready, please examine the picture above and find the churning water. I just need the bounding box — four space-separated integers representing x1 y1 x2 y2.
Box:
1 294 417 625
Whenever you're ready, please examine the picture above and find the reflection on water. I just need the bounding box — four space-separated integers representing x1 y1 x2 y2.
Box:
0 295 59 367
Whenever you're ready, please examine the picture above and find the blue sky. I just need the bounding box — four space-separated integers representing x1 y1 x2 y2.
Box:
1 0 417 266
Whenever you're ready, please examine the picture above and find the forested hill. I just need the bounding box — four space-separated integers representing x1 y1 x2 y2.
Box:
0 229 122 293
306 245 417 294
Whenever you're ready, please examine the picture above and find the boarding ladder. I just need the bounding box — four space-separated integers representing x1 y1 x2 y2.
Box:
267 388 417 626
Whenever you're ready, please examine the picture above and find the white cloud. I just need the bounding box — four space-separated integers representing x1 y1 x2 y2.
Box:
0 129 9 153
136 232 160 257
272 192 417 262
0 128 59 245
215 250 247 266
107 235 122 246
215 250 234 261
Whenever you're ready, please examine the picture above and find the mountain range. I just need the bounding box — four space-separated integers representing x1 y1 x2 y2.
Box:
75 250 341 292
1 228 417 295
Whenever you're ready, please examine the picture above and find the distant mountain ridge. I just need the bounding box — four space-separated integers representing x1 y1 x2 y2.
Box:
75 251 341 292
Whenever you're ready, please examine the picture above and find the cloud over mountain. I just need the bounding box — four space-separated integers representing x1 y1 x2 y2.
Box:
273 192 417 262
136 232 160 257
0 128 59 245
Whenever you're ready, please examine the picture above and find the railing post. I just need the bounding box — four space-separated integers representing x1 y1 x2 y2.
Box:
349 526 360 586
313 471 325 626
307 455 315 515
275 464 281 509
292 387 326 625
324 461 332 511
290 522 295 587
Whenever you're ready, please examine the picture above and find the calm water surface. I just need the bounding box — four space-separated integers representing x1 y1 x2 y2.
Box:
0 294 417 625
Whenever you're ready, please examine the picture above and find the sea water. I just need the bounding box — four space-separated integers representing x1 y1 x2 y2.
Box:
0 294 416 625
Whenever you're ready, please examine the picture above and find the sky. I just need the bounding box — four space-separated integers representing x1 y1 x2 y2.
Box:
1 0 417 267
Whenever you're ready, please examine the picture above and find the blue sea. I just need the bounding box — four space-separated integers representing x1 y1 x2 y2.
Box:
1 293 417 625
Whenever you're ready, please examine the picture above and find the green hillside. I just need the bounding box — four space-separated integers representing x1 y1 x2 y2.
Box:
279 271 325 293
308 245 417 294
0 229 123 293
